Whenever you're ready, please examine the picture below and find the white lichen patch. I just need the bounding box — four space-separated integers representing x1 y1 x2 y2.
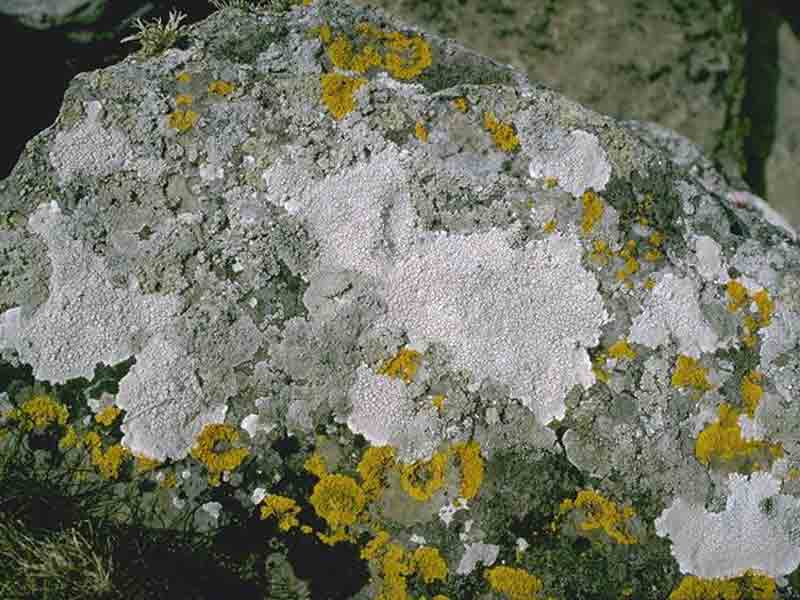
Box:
655 472 800 578
456 542 500 575
629 272 719 358
49 100 134 185
346 364 443 463
692 235 726 282
528 129 611 197
0 201 228 462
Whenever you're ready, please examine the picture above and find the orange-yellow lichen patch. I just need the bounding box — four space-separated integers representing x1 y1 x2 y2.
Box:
175 93 193 106
726 280 749 313
208 80 235 96
412 546 448 583
452 440 484 500
91 443 129 480
671 355 713 393
607 339 636 361
325 34 354 69
543 176 559 189
175 71 192 83
415 121 429 143
8 393 69 431
483 111 520 152
310 474 366 530
168 109 199 132
644 277 656 290
58 425 79 451
159 471 177 489
400 451 447 501
357 445 396 501
695 403 783 470
615 257 640 282
485 566 544 600
669 571 776 600
591 352 610 384
190 423 249 486
452 97 468 112
590 239 612 266
558 489 637 545
94 405 121 427
752 289 774 327
320 73 366 120
304 451 328 478
378 542 414 600
378 347 422 384
318 23 333 44
643 248 663 262
430 394 446 413
648 231 665 247
383 31 432 80
542 219 557 234
350 44 383 73
260 494 302 531
361 530 391 561
134 454 161 474
580 190 605 235
741 370 764 418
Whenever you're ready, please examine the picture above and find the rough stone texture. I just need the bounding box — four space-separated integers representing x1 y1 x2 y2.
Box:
349 0 749 186
1 0 799 595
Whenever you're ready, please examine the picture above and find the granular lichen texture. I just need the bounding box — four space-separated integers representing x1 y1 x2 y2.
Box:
2 0 800 598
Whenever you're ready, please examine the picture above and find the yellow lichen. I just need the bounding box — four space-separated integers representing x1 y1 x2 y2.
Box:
695 403 783 469
320 73 366 120
415 121 429 143
160 471 177 489
430 394 446 413
580 190 605 235
350 44 383 73
648 231 665 247
607 339 636 361
643 248 663 262
669 571 776 600
615 257 640 282
741 370 764 418
452 97 468 112
378 542 414 600
168 109 199 132
543 219 557 234
318 23 332 44
361 530 391 561
592 352 610 384
671 355 713 393
310 474 366 531
94 405 121 427
644 277 656 290
325 34 354 69
400 451 447 501
752 289 774 326
378 347 422 384
726 280 749 313
10 393 69 431
412 546 448 583
134 454 161 474
58 425 79 451
260 494 302 531
175 71 192 83
190 423 249 486
543 176 559 189
90 443 129 480
483 111 520 152
175 93 193 106
357 445 396 501
304 451 328 478
383 32 432 80
208 80 235 96
558 489 637 545
590 239 612 266
453 440 484 500
485 566 544 600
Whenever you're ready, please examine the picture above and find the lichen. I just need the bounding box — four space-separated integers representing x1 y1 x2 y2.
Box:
483 111 520 152
669 571 776 600
94 405 121 427
320 72 366 120
357 445 396 501
580 190 605 235
260 494 302 531
557 489 637 545
484 566 544 600
694 403 782 470
400 450 447 502
309 473 366 540
189 423 250 486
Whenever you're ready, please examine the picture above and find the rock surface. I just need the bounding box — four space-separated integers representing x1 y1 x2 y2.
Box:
1 0 800 597
0 0 107 30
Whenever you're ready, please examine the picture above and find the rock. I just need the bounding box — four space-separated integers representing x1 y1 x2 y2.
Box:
1 0 108 30
349 0 749 186
1 0 799 596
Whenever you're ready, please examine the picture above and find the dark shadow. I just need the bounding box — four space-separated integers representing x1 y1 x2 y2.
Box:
741 0 780 198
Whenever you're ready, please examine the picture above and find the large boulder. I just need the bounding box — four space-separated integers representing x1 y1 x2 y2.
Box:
1 0 799 597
